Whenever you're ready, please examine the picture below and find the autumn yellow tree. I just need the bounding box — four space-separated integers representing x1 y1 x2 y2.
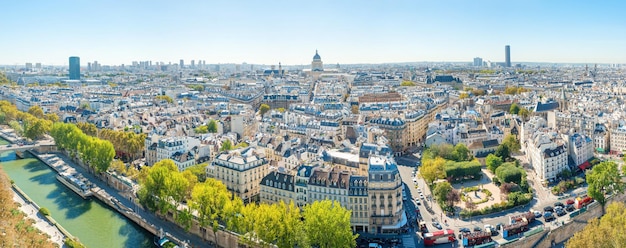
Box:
420 156 447 185
567 202 626 248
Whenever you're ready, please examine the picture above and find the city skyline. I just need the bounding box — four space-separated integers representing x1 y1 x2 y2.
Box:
1 0 625 65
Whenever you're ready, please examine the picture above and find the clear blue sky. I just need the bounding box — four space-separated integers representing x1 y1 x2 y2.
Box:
1 0 625 65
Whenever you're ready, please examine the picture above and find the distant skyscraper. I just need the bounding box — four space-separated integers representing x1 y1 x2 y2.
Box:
505 45 511 67
180 59 184 68
69 56 80 80
191 60 195 68
473 57 483 67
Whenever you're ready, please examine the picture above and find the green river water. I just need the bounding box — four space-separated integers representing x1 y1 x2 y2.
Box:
0 138 153 248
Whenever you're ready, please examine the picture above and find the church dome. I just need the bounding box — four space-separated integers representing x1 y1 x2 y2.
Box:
313 50 321 60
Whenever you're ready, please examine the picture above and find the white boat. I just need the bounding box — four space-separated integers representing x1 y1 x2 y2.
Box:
56 172 93 199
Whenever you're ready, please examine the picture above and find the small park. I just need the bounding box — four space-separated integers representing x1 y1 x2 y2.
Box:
419 135 533 219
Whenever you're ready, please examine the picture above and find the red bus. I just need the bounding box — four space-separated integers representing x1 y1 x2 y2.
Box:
575 195 594 209
424 229 456 246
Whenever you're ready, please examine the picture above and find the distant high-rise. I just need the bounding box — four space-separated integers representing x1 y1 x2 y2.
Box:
180 59 184 68
69 56 80 80
473 57 483 67
505 45 511 67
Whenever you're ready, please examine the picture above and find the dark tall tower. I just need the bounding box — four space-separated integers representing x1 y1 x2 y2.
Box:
505 45 511 67
69 56 80 80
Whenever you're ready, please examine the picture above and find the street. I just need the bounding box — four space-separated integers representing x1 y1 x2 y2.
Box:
396 157 583 247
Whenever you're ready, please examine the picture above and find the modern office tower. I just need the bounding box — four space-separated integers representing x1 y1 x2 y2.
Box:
191 60 195 68
35 63 42 69
473 57 483 67
505 45 511 67
25 63 33 70
180 59 184 68
69 56 80 80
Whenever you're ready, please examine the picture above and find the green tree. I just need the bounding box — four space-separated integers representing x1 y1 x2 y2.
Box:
451 143 472 161
27 106 44 119
189 178 231 243
518 107 530 120
186 163 207 182
155 95 173 104
495 162 523 184
207 119 218 133
502 134 521 153
486 154 504 173
420 157 446 185
303 200 356 248
194 125 208 134
8 120 23 136
138 159 179 212
76 122 98 137
459 93 469 99
586 161 625 215
495 144 510 160
259 104 270 116
401 81 416 86
433 181 453 207
45 113 59 122
509 103 520 114
221 139 232 151
566 202 626 248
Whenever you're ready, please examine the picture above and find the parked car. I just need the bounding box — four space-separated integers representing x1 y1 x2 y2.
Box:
419 193 425 199
415 199 421 205
566 205 576 212
432 222 442 229
556 209 567 216
554 202 565 208
473 226 482 232
566 199 575 205
544 212 555 222
544 206 554 212
459 227 471 233
534 211 542 218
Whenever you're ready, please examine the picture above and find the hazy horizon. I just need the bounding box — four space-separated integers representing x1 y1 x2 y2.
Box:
2 0 625 65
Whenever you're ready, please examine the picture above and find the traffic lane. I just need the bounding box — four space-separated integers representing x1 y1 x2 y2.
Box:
398 165 436 231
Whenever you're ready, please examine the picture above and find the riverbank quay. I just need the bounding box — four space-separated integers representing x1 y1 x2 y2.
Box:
11 184 67 247
30 151 215 248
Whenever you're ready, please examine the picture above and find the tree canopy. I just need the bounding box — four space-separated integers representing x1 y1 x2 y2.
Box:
495 162 524 185
486 154 504 173
567 202 626 248
509 103 520 114
420 156 446 185
502 134 521 153
259 104 270 116
138 160 356 247
207 119 218 133
303 200 356 248
50 122 115 173
586 161 625 213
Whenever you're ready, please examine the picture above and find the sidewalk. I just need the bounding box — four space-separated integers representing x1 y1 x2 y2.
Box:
12 188 66 247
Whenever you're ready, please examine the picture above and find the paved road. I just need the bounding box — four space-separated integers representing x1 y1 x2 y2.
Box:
42 153 213 248
397 161 579 247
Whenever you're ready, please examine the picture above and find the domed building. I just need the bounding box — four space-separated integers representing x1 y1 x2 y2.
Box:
312 50 324 72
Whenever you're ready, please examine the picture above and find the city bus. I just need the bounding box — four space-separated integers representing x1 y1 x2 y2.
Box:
424 229 455 246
